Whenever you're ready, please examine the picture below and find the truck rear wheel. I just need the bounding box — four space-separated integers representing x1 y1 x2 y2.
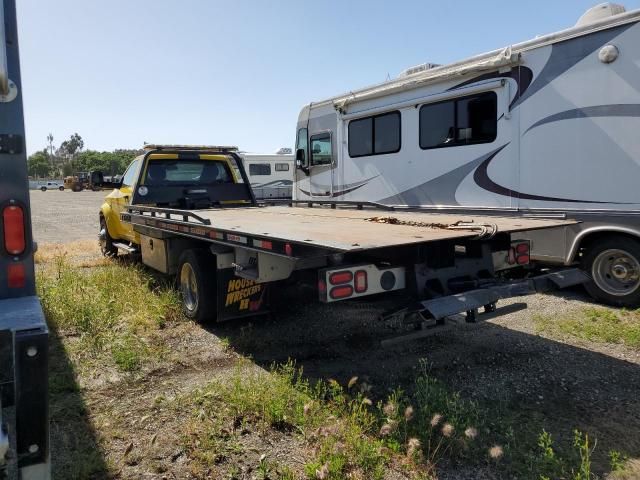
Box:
40 186 46 191
58 185 64 191
177 249 217 323
581 236 640 308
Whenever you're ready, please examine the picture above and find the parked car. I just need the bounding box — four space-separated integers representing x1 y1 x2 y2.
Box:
39 180 64 191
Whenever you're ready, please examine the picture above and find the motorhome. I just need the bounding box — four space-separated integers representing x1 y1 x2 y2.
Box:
293 3 640 307
241 148 293 199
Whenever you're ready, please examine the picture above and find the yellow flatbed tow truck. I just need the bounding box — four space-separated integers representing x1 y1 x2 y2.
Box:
100 145 587 329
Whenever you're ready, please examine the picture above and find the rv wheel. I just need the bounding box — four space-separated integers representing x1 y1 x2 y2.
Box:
582 236 640 308
177 249 217 323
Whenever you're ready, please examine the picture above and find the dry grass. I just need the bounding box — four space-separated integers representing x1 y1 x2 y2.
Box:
35 239 102 264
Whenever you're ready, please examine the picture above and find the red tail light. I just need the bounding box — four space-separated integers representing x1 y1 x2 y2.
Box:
285 243 293 256
354 270 368 293
330 285 353 299
515 242 530 265
7 263 25 288
3 205 26 255
329 271 353 285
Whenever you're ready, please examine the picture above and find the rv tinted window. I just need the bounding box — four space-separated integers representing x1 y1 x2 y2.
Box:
374 112 401 154
348 117 373 157
310 134 332 166
456 92 497 144
249 163 271 176
348 111 400 158
275 163 289 172
420 92 497 149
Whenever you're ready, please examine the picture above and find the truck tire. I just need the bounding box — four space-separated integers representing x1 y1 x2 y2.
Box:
40 186 46 191
581 236 640 308
177 249 217 323
58 186 64 191
99 217 118 257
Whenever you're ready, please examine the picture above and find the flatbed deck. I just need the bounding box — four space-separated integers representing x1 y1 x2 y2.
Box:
130 205 574 253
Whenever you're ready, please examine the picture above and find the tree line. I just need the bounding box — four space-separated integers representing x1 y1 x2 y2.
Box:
27 133 142 179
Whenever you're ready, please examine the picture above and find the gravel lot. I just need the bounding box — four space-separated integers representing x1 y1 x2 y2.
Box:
31 189 640 476
30 189 104 244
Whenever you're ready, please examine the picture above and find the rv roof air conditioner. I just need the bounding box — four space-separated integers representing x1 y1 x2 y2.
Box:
576 2 626 26
397 62 441 78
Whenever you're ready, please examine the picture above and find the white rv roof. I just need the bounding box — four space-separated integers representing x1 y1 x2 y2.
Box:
316 5 640 111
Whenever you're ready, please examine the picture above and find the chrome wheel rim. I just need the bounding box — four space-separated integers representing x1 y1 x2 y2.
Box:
98 225 108 254
180 263 199 313
592 248 640 297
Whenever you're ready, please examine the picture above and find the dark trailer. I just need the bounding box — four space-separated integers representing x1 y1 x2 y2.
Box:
0 0 50 479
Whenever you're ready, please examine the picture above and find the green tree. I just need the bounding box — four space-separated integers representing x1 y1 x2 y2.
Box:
27 150 51 178
58 133 84 164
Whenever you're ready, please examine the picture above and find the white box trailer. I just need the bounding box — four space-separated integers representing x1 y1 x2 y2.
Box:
240 149 294 199
292 3 640 307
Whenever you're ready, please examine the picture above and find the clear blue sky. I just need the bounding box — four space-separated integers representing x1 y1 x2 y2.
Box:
17 0 640 155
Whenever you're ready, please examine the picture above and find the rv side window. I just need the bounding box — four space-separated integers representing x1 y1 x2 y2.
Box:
310 133 332 166
275 163 289 172
419 91 497 149
249 163 271 176
348 111 401 158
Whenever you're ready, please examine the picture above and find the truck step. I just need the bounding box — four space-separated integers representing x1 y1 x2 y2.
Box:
112 242 139 254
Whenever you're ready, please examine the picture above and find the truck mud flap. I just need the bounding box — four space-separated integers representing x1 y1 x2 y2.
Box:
216 268 270 322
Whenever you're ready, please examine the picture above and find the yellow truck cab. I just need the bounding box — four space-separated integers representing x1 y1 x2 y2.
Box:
99 145 252 257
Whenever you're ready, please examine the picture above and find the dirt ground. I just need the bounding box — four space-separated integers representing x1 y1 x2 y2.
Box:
31 191 640 479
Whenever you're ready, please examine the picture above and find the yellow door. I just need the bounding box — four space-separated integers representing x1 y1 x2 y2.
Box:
104 158 141 243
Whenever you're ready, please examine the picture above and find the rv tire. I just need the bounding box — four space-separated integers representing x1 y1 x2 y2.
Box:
177 249 217 323
582 236 640 308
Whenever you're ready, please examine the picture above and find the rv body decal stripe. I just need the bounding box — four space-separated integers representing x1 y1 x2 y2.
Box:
473 147 627 204
512 23 634 109
523 104 640 134
298 176 378 198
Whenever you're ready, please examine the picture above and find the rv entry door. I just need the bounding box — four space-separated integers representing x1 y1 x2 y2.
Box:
308 132 334 196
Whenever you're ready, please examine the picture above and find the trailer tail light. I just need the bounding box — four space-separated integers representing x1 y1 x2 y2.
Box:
3 205 26 255
7 263 25 288
319 264 405 302
329 271 353 285
354 270 367 293
515 242 530 265
330 285 353 300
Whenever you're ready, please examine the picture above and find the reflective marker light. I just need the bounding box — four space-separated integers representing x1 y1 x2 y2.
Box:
329 271 353 285
7 263 25 288
285 243 293 256
3 205 26 255
330 285 353 299
354 270 368 293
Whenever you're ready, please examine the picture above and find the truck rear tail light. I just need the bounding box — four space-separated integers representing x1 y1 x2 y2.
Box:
285 243 293 256
329 271 353 285
7 263 25 288
354 270 367 293
3 205 26 255
330 285 353 299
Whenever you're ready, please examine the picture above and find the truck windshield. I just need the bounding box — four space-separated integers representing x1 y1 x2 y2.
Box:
143 160 233 186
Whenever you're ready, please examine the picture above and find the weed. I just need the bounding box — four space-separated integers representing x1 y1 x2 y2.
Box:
38 255 182 372
535 307 640 348
609 450 627 472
